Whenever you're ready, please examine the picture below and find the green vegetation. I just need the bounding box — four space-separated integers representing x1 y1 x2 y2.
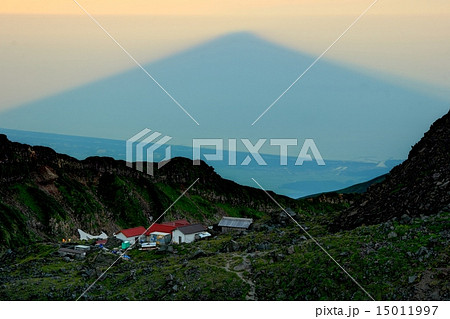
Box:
56 176 102 221
97 174 149 227
155 183 266 223
2 153 295 248
1 212 447 300
0 201 33 246
13 184 67 225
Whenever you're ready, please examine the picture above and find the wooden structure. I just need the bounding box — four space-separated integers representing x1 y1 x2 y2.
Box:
218 217 253 233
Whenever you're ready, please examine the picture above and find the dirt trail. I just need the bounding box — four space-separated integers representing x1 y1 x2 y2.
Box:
222 253 256 300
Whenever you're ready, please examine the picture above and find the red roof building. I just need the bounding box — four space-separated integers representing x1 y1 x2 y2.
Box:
96 239 107 246
116 226 146 238
114 226 147 245
162 219 190 228
144 224 176 236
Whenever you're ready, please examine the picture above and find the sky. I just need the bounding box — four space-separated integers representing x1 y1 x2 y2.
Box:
0 0 449 112
1 0 450 16
1 1 449 197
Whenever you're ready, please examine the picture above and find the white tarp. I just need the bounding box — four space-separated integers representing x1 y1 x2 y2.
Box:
78 229 108 241
198 232 211 239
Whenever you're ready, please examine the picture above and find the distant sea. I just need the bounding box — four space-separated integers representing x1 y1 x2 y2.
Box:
0 128 402 198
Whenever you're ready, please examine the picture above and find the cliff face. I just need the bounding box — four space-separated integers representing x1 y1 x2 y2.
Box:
334 110 450 230
0 135 289 247
3 107 448 247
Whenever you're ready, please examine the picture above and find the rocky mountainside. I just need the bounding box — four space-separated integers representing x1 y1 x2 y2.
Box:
0 117 449 301
0 134 293 247
334 110 450 230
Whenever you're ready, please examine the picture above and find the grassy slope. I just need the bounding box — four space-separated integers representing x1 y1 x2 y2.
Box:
0 171 275 247
303 174 387 199
1 211 447 301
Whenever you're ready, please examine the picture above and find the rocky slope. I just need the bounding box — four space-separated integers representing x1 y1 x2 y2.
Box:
1 209 448 301
334 110 450 230
0 134 294 248
1 110 449 300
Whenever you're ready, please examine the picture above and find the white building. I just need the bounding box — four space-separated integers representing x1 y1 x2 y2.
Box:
172 224 209 244
114 226 146 245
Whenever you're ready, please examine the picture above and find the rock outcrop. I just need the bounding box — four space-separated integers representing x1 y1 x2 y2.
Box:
0 134 292 247
334 110 450 230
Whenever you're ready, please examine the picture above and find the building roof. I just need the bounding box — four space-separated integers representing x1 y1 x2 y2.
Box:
218 217 253 229
162 219 190 227
117 226 146 238
144 224 176 236
176 223 206 235
96 239 107 245
74 245 90 250
58 248 85 255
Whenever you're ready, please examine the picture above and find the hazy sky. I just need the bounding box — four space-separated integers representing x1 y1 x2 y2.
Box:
0 0 449 111
2 0 450 16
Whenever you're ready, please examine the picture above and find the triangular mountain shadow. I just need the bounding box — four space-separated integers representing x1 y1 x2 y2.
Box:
0 32 448 161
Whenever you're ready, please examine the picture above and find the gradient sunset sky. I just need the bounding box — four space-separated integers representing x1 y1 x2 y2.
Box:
1 0 449 111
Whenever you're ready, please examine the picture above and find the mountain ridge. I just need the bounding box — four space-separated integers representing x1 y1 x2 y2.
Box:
301 174 387 199
0 111 449 300
0 133 295 247
333 109 450 230
0 126 402 198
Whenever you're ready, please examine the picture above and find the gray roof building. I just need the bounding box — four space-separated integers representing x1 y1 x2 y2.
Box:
176 223 206 235
218 217 253 230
